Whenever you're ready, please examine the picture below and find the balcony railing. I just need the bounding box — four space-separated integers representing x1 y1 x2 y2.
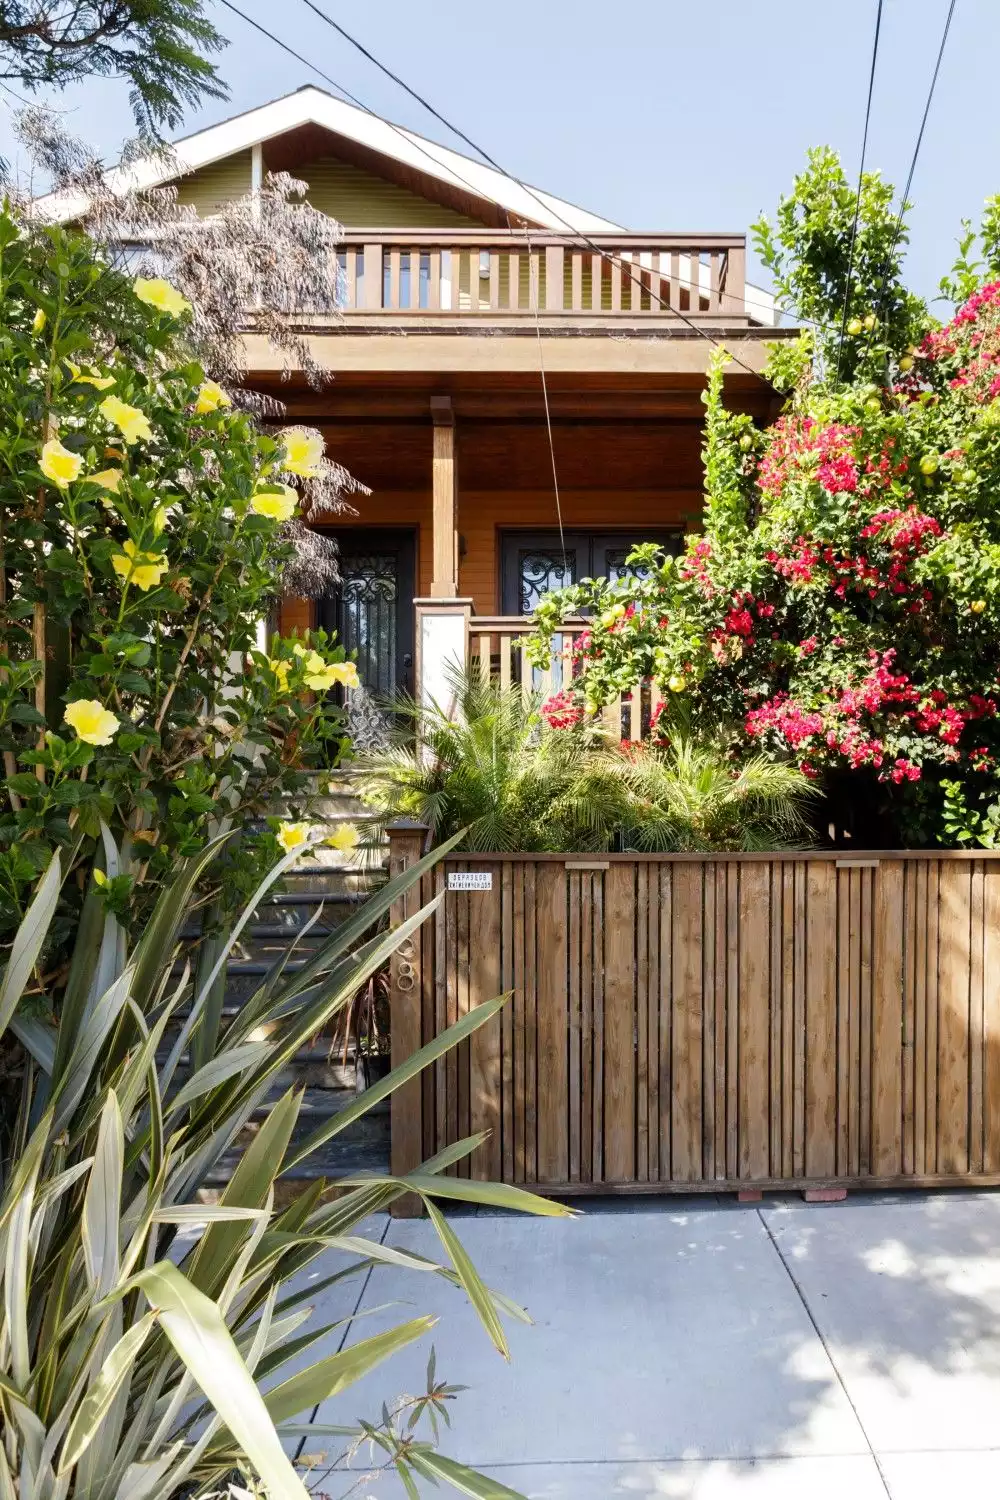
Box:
467 615 662 743
337 229 748 324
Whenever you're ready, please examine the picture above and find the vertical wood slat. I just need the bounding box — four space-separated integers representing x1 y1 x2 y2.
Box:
592 873 605 1182
610 253 622 312
571 250 583 311
738 862 770 1180
937 862 971 1174
590 252 603 311
388 248 401 311
427 249 441 311
545 245 564 312
969 861 985 1175
488 248 500 311
580 874 594 1180
984 867 1000 1171
872 861 905 1176
409 248 421 310
568 872 582 1183
507 251 520 312
469 865 501 1180
636 864 649 1181
536 865 568 1182
672 863 703 1181
604 864 635 1181
501 863 514 1181
391 848 1000 1199
658 865 673 1180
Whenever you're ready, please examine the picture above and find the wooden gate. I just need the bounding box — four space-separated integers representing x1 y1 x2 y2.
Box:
388 830 1000 1198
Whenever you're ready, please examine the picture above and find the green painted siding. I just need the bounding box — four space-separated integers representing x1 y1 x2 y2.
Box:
170 147 487 228
293 156 484 227
175 150 252 214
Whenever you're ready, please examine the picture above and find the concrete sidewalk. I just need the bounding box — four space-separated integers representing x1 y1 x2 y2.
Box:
293 1192 1000 1497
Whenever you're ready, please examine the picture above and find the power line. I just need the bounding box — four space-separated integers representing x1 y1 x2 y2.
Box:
870 0 957 339
217 0 770 379
835 0 884 382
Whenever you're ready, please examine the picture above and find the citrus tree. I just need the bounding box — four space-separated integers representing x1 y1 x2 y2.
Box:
529 158 1000 847
0 201 351 948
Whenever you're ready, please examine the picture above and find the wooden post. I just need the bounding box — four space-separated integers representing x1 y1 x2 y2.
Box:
722 242 746 318
389 820 430 1217
363 242 382 310
430 396 458 598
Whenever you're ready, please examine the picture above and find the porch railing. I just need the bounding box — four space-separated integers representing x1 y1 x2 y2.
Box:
466 614 662 742
338 229 748 323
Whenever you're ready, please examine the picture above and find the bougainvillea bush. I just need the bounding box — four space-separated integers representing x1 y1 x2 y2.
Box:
0 201 353 952
529 160 1000 848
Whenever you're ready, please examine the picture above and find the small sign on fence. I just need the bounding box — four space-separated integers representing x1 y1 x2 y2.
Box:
447 871 493 892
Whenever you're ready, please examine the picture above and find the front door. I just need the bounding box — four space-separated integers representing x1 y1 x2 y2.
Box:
500 529 683 614
319 529 416 700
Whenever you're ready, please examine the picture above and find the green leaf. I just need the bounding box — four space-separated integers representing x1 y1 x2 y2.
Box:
424 1199 509 1359
263 1317 436 1425
58 1312 157 1473
283 991 506 1174
130 1262 309 1500
82 1092 123 1297
0 851 59 1040
409 1449 526 1498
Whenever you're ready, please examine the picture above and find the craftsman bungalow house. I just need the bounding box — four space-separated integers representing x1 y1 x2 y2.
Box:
69 86 790 728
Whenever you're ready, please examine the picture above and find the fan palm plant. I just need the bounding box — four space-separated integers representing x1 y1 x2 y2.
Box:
357 670 624 853
0 832 564 1500
356 668 816 855
605 739 818 851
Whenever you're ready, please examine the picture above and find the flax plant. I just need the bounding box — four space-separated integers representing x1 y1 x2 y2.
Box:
0 832 561 1500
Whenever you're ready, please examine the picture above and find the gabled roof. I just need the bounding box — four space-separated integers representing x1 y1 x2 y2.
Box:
40 84 622 234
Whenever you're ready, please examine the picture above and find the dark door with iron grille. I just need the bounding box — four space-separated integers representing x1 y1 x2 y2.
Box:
319 529 416 699
500 529 683 614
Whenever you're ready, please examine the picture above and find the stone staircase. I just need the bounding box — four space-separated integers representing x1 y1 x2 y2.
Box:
209 773 393 1185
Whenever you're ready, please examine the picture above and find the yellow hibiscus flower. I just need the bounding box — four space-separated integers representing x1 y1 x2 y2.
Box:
133 277 192 318
303 651 341 691
111 539 169 591
40 438 83 488
251 486 298 523
194 379 231 414
65 360 115 390
84 468 123 492
100 395 153 446
32 308 46 333
325 822 360 853
291 640 309 657
268 658 291 690
63 699 120 746
276 820 312 853
281 427 324 478
329 660 360 690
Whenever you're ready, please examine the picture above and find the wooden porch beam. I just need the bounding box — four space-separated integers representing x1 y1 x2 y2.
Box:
430 395 458 598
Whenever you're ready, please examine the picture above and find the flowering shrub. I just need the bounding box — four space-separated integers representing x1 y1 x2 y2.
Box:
0 204 352 950
528 202 1000 845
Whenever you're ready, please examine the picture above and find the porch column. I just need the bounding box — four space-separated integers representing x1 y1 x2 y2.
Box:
430 395 458 598
414 597 472 719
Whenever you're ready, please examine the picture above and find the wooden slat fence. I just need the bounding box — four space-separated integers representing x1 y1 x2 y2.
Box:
388 836 1000 1203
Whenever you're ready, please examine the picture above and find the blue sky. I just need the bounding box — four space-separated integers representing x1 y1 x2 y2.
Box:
2 0 996 305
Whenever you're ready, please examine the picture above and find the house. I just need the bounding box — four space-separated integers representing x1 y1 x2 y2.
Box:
60 85 793 731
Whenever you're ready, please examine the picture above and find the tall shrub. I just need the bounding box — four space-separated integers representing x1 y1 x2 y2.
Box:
529 159 1000 847
0 201 351 949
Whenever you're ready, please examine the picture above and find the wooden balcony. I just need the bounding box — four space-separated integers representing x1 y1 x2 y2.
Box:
335 229 750 328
